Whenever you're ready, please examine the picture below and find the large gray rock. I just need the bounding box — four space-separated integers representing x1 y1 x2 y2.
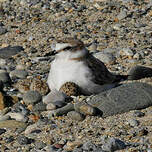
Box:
87 83 152 117
0 46 24 58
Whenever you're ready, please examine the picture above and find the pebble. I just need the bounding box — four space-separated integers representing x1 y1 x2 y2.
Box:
64 140 82 151
133 110 145 117
67 111 85 121
0 128 6 135
127 119 140 127
74 102 97 116
43 90 67 104
93 52 116 64
82 141 98 151
46 101 66 110
35 141 46 150
102 137 126 151
48 103 74 117
24 123 38 135
5 136 14 143
0 70 11 84
32 102 46 112
12 102 30 115
23 90 42 105
0 115 10 121
0 58 6 67
17 136 31 145
117 10 127 20
0 26 7 35
120 48 134 57
9 69 28 79
6 112 27 122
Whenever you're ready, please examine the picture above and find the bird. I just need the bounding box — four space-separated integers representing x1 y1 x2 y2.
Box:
46 37 127 97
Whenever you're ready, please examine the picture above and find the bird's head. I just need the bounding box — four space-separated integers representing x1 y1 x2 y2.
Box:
51 38 89 60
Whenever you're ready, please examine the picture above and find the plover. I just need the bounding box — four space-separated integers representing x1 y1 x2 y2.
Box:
47 38 127 96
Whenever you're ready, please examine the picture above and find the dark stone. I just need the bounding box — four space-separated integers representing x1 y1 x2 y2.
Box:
0 26 7 35
5 136 14 143
0 128 6 135
102 138 126 151
133 110 145 117
32 102 46 112
87 83 152 117
0 46 24 58
128 65 152 80
17 136 32 145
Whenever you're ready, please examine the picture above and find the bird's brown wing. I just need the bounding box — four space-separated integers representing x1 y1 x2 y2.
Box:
85 54 118 85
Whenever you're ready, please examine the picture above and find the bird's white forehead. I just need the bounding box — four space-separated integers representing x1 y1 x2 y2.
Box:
51 43 70 51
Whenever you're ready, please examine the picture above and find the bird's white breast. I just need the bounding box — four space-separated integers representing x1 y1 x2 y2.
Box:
47 57 92 91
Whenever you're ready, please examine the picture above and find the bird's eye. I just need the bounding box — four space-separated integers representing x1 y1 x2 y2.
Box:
63 46 72 50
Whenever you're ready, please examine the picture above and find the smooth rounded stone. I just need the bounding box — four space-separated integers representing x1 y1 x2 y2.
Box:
9 69 28 79
64 141 82 151
30 78 49 96
128 65 152 80
74 102 97 116
102 138 126 151
5 136 14 143
6 112 27 122
48 103 74 117
0 115 10 121
24 123 38 135
0 58 6 66
93 52 115 64
16 64 25 70
0 26 7 35
120 48 134 56
133 110 145 117
127 119 139 127
67 111 85 121
46 101 66 110
23 90 42 105
46 103 56 110
12 102 30 115
32 102 46 112
0 46 24 58
0 128 6 135
82 141 98 151
86 82 152 117
113 24 122 31
0 70 11 84
35 141 46 150
0 120 27 129
117 10 127 20
17 136 31 145
43 90 67 104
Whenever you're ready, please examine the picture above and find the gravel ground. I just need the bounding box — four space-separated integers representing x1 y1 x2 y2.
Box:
0 0 152 151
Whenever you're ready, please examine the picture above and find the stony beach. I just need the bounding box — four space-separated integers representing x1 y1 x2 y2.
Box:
0 0 152 151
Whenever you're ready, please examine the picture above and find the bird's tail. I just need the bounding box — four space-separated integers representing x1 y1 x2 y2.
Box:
114 75 128 83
